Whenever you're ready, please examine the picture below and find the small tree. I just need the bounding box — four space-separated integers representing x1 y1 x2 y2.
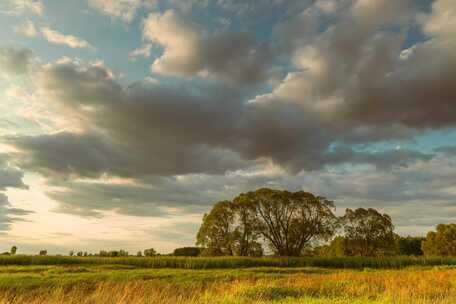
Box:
10 246 17 255
39 250 47 256
143 248 157 257
422 224 456 256
136 251 143 257
69 250 74 256
341 208 395 256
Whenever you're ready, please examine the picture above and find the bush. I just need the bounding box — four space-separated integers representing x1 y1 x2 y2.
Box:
173 247 202 257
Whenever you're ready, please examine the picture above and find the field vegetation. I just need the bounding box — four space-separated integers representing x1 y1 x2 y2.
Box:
0 262 455 303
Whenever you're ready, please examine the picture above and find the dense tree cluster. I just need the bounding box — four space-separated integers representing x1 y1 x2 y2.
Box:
197 188 339 256
196 188 449 257
422 224 456 256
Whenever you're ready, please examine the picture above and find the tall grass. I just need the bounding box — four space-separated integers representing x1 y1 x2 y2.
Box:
0 267 456 303
1 255 455 269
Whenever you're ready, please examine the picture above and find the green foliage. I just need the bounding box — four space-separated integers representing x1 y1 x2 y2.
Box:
197 188 338 257
39 250 47 256
395 235 425 256
197 200 237 256
316 236 346 257
173 247 202 257
422 223 456 256
10 246 17 255
341 208 395 257
143 248 157 257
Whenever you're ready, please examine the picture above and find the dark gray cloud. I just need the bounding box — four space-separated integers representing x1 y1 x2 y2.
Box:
436 146 456 156
6 57 434 180
0 47 34 76
0 154 27 190
0 193 33 231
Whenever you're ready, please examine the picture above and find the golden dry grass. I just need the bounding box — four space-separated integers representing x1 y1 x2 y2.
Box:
0 266 455 303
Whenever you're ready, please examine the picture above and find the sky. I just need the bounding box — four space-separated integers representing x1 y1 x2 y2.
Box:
0 0 455 255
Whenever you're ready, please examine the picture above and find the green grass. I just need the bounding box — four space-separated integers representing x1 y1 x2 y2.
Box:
0 255 455 269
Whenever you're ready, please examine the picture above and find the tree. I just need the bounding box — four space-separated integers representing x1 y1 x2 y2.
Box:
196 201 237 256
39 250 47 256
69 250 74 256
422 224 456 256
143 248 157 257
10 246 17 255
315 236 346 257
173 247 202 257
395 235 425 256
235 188 338 256
137 251 143 257
341 208 395 256
196 189 338 257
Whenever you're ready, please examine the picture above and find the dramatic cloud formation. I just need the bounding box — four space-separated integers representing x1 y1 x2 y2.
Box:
1 0 455 252
143 10 273 84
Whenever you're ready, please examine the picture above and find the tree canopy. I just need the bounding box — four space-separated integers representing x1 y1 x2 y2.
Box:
341 208 395 256
422 224 456 256
197 188 338 256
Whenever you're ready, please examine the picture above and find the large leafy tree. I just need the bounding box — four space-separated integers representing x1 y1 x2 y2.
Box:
197 188 337 256
341 208 395 256
422 224 456 256
234 188 337 256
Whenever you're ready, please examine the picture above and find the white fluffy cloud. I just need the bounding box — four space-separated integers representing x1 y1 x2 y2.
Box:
41 27 94 49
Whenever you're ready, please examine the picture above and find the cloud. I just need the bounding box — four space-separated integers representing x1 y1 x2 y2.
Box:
0 155 31 232
6 52 446 181
0 46 34 76
6 0 43 16
88 0 156 23
143 10 273 84
0 193 33 231
0 154 27 191
128 44 152 61
423 0 456 39
41 27 94 49
14 20 38 37
266 0 456 140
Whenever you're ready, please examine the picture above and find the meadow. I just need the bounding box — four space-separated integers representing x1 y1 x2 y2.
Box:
0 256 455 303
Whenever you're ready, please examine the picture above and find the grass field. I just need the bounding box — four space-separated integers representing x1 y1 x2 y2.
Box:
0 256 455 303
